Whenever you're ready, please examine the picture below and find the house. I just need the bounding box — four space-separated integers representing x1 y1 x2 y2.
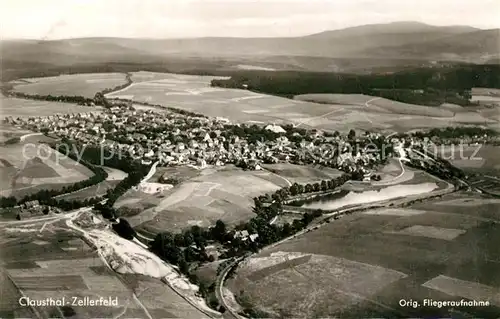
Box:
234 230 259 242
234 230 249 239
23 200 40 209
265 124 286 133
248 160 261 170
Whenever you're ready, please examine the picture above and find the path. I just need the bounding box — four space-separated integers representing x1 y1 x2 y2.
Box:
365 97 382 107
294 108 344 128
293 96 381 129
19 132 43 142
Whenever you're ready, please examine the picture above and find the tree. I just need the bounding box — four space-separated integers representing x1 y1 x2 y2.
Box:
348 129 356 140
184 246 198 262
183 231 195 247
320 180 327 191
212 219 227 242
112 218 136 240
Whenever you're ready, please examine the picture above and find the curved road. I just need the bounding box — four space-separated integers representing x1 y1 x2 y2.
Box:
140 161 160 184
19 132 43 142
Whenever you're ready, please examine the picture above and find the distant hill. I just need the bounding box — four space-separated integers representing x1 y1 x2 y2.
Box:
1 21 498 78
364 29 500 62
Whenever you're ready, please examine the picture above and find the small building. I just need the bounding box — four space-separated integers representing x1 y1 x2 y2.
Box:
23 200 40 209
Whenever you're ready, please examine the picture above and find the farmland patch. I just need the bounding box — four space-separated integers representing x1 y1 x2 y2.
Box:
362 208 427 216
385 225 466 241
423 275 500 306
1 95 100 118
11 73 127 98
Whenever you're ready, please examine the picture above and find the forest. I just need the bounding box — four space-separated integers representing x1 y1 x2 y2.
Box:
211 64 500 106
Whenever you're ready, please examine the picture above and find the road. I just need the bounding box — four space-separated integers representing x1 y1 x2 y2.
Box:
294 108 344 128
140 161 160 184
365 97 382 107
19 132 43 142
293 96 381 129
0 205 95 226
215 258 246 319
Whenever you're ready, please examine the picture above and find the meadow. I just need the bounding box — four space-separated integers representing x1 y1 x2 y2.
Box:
105 72 500 133
0 137 93 198
1 95 100 118
262 163 343 184
10 73 127 98
127 165 286 234
295 93 455 117
227 192 500 318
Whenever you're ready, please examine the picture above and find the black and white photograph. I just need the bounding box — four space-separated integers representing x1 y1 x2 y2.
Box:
1 0 499 318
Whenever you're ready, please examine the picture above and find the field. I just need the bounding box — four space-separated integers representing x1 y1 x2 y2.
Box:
228 192 500 318
295 94 455 117
1 95 101 118
0 126 32 143
0 217 209 319
105 72 500 133
54 167 127 201
128 165 286 235
0 136 94 198
434 145 500 171
471 87 500 106
262 163 343 184
10 73 128 98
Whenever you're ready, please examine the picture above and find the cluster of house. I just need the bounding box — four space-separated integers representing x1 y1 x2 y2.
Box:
14 200 57 220
6 108 387 175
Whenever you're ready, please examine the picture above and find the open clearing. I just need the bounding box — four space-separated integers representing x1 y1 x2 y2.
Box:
104 72 498 132
1 94 100 118
129 165 284 234
10 73 127 98
228 192 500 318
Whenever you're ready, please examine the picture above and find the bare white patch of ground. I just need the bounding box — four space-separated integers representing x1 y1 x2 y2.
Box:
236 65 276 71
136 182 173 194
102 167 128 181
363 208 427 216
386 225 466 241
423 275 500 306
241 251 310 273
4 227 38 233
242 109 270 114
64 214 218 316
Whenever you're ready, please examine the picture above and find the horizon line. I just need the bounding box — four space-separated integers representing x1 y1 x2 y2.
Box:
2 20 498 42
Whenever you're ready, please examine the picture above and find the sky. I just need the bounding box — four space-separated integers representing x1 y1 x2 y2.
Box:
1 0 499 39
